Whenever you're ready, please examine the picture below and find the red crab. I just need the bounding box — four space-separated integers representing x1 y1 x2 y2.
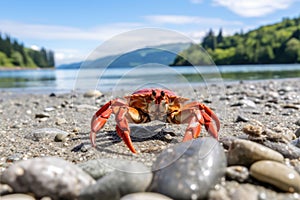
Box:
90 88 220 153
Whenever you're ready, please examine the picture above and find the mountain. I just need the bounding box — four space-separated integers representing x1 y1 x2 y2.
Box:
172 16 300 66
57 43 190 69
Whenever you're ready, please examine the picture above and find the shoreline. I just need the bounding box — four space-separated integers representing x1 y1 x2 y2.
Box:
0 77 300 199
0 66 55 71
1 76 300 95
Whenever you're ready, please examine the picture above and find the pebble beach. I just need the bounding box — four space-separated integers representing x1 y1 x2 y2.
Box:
0 78 300 200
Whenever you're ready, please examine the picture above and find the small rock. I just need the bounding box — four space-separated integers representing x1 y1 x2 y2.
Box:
226 166 249 182
0 184 13 195
72 143 90 153
235 115 250 123
291 137 300 148
44 107 55 112
240 99 257 109
242 124 262 137
79 159 152 200
149 137 226 200
49 93 56 97
295 128 300 137
0 194 36 200
1 157 95 200
120 192 172 200
250 160 300 193
227 139 284 166
55 117 67 126
262 140 300 159
295 119 300 126
229 184 258 200
35 112 50 118
83 90 102 98
208 186 231 200
6 153 23 163
78 158 150 180
25 128 70 142
282 104 299 110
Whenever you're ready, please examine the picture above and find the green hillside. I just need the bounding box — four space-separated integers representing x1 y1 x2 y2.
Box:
0 33 55 68
172 16 300 66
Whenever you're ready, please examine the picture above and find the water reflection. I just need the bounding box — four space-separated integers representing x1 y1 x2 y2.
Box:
0 69 56 88
0 64 299 93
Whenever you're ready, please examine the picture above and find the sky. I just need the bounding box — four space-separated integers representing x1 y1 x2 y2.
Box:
0 0 299 66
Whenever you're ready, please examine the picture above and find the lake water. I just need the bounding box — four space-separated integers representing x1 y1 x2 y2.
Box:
0 64 299 93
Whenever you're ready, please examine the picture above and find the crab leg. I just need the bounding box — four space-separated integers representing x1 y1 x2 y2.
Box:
90 101 113 147
182 109 205 141
176 102 220 141
90 99 138 153
114 106 137 153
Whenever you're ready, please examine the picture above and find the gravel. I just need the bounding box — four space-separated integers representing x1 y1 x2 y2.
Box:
0 78 300 199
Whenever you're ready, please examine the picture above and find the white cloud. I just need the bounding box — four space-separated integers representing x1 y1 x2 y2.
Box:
213 0 296 17
30 45 40 51
145 15 243 26
0 20 143 41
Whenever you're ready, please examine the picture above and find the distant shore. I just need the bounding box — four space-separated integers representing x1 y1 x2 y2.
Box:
0 66 54 71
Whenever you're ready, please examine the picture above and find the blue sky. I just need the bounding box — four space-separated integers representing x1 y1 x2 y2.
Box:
0 0 299 66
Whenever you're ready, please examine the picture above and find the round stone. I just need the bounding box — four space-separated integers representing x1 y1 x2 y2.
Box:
1 157 95 199
250 160 300 193
83 90 102 98
227 139 284 166
25 128 70 142
1 194 35 200
149 137 226 200
120 192 172 200
79 159 152 200
226 166 249 182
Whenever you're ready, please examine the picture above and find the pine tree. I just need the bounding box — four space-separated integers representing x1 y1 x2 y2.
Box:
217 29 223 44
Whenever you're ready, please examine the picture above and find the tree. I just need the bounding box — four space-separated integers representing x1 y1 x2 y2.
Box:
217 29 223 44
11 51 24 66
202 29 217 50
284 38 300 63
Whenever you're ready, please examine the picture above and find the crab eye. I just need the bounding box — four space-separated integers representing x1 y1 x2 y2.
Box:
152 90 156 97
161 91 165 97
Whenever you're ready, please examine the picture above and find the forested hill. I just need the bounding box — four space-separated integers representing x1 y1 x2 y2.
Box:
0 33 55 68
172 16 300 66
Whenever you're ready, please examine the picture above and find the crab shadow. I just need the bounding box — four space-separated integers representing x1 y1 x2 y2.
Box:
78 122 183 155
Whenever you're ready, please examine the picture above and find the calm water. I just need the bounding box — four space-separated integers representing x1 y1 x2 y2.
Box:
0 64 299 93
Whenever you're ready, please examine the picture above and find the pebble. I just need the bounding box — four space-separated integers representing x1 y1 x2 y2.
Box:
242 124 262 137
250 160 300 193
44 107 55 112
226 166 249 182
240 99 257 109
149 137 226 200
35 112 50 118
78 158 151 180
235 115 250 123
1 157 95 200
227 139 284 166
55 117 67 126
6 153 23 163
120 192 172 200
0 194 36 200
291 137 300 148
83 90 102 98
79 159 152 200
262 140 300 159
228 184 258 200
0 184 13 195
295 119 300 126
295 128 300 137
25 128 70 142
